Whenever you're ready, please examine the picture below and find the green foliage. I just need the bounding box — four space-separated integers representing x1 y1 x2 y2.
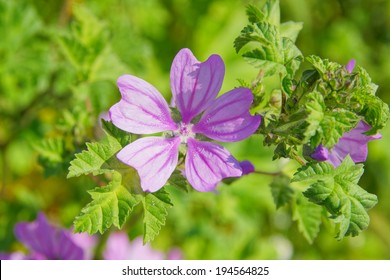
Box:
67 136 122 178
166 170 190 192
292 193 322 244
142 189 173 244
67 121 172 242
57 5 127 83
292 156 378 239
270 174 294 209
33 138 67 177
74 173 140 234
2 0 390 260
234 0 303 78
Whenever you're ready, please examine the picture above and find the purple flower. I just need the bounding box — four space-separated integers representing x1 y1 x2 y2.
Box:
0 213 92 260
345 59 356 73
109 48 261 192
311 120 381 167
103 232 182 260
239 160 255 175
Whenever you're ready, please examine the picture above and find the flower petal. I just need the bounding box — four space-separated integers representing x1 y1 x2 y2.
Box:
170 48 224 123
328 120 381 166
345 59 356 73
103 232 132 260
193 88 261 142
14 213 83 260
127 237 165 260
185 138 242 192
117 137 180 192
311 144 329 162
239 160 255 175
109 75 177 134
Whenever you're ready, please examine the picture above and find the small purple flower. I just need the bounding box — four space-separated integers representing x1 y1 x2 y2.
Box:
239 160 255 175
103 232 182 260
345 59 356 73
312 120 381 167
109 48 261 192
0 213 91 260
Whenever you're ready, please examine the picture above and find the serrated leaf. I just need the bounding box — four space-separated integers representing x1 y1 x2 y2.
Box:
101 119 132 148
246 4 265 24
235 1 302 78
316 110 359 148
33 138 69 177
167 170 189 192
33 138 64 163
142 188 173 243
270 174 294 208
293 193 322 243
293 156 378 239
262 0 280 26
67 135 121 178
74 173 140 234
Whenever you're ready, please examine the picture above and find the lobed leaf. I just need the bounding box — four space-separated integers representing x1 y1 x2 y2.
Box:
293 156 378 239
292 193 322 243
270 174 294 209
142 188 173 243
67 135 121 178
73 173 140 234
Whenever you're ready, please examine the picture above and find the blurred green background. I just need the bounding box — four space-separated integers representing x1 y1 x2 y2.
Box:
0 0 389 259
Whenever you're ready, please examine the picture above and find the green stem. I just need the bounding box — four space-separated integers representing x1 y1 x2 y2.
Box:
292 153 306 166
254 170 282 176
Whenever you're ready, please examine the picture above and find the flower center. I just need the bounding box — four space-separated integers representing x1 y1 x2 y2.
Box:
174 122 195 143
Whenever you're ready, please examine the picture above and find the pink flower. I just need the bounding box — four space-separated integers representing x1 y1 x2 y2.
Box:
239 160 255 175
109 48 261 192
345 59 356 73
103 232 182 260
311 120 381 167
0 213 95 260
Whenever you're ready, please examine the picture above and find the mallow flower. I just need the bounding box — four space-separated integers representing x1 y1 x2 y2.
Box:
0 213 96 260
345 59 356 73
311 120 382 167
109 48 261 192
103 232 182 260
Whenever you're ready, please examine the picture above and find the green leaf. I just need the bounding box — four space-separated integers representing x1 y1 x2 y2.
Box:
292 192 322 244
262 0 280 26
316 110 359 148
101 119 132 148
167 170 189 192
67 135 122 178
292 156 378 239
33 138 64 163
33 138 69 177
234 1 302 78
246 4 265 24
142 188 173 243
73 173 140 234
280 21 304 43
270 174 294 209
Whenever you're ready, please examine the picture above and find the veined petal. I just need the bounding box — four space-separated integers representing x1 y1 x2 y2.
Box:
193 88 261 142
329 120 381 166
117 137 180 192
312 120 382 167
170 48 224 124
109 75 177 134
185 138 242 192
